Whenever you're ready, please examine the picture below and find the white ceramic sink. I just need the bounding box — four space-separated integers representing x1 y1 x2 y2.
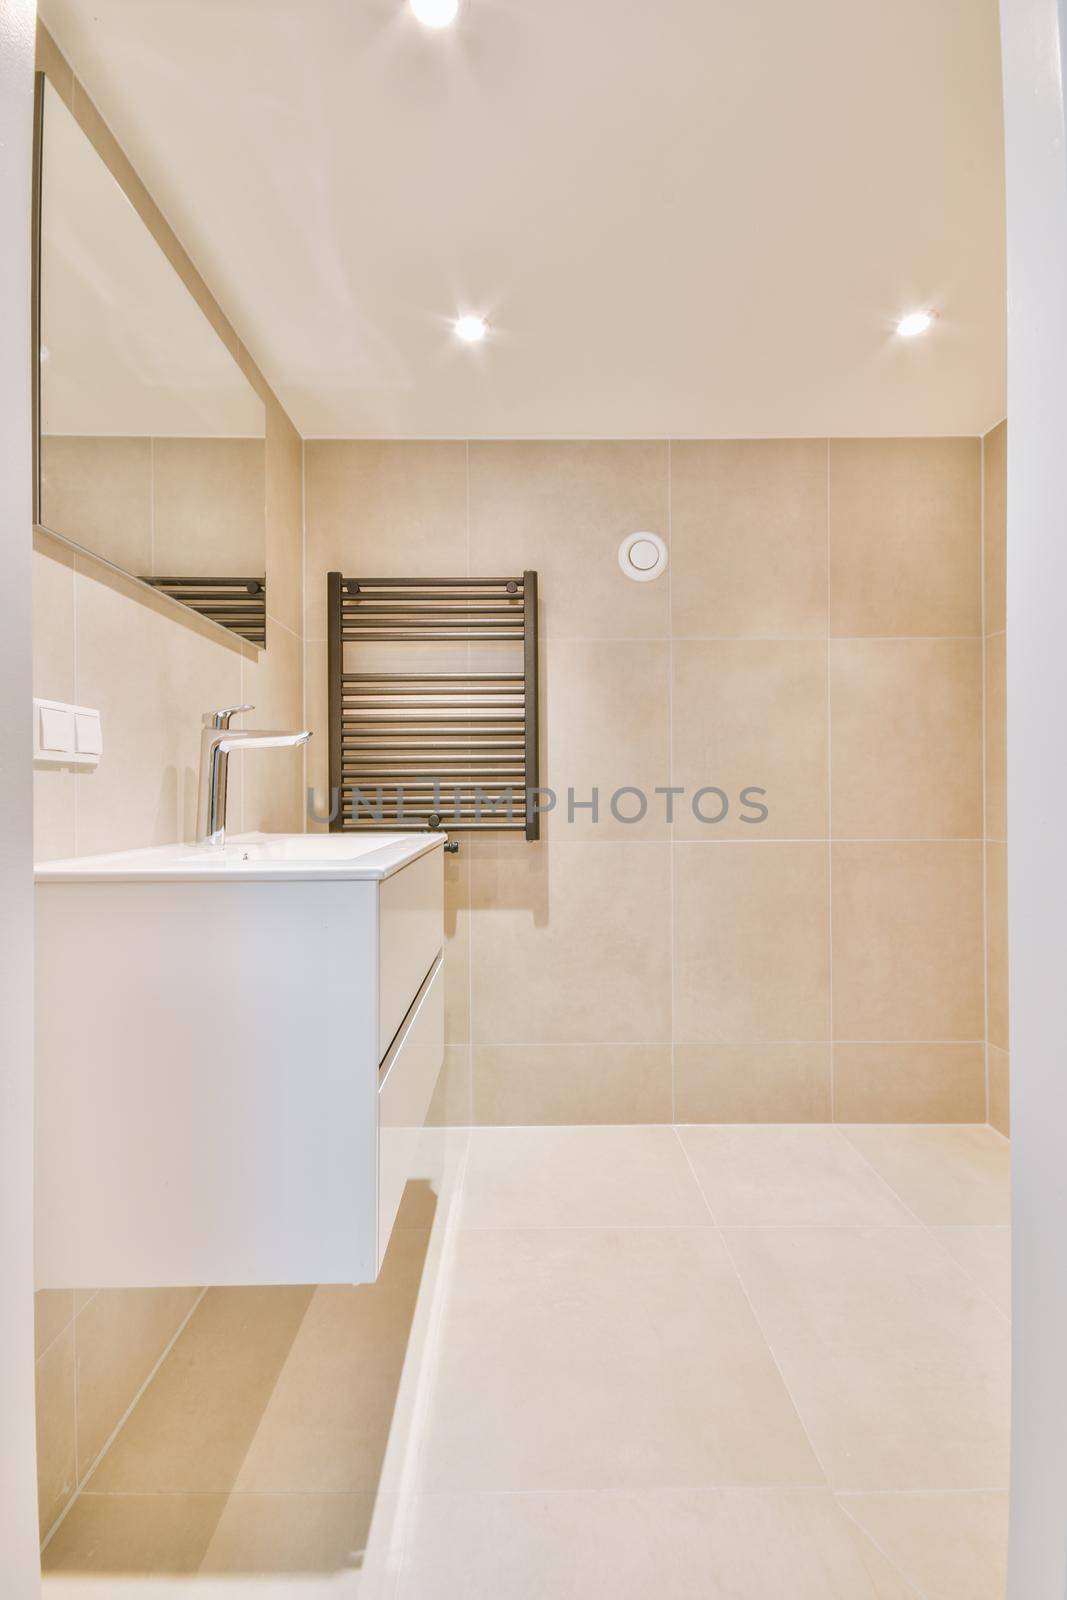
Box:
34 829 443 883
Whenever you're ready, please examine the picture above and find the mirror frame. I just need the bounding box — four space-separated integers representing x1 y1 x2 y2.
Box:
30 72 266 653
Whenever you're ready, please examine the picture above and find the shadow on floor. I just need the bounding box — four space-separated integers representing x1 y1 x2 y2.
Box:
42 1182 437 1579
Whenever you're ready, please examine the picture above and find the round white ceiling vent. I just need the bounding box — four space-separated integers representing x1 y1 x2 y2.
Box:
618 531 668 582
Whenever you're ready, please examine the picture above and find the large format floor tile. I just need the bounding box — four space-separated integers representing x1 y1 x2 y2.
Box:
677 1126 911 1226
724 1224 1010 1490
931 1226 1011 1317
42 1124 1011 1596
418 1226 821 1491
842 1125 1011 1224
461 1126 710 1229
398 1488 915 1599
839 1490 1009 1600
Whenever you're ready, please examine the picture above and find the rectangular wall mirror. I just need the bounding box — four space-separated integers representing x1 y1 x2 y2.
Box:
32 76 268 648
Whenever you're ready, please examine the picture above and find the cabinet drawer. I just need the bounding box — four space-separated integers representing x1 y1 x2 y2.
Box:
377 955 444 1265
378 849 444 1059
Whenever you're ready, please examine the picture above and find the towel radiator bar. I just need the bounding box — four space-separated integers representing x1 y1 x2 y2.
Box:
327 571 540 840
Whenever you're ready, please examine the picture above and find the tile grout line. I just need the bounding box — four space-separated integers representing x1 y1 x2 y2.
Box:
39 1287 209 1555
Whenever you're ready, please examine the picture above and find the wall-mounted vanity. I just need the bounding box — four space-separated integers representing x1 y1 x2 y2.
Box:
34 832 445 1289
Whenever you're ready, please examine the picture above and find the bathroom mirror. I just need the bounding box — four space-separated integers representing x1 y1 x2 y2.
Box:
32 77 268 648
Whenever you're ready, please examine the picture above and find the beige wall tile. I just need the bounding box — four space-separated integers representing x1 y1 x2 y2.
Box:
829 439 981 637
76 1287 201 1479
419 1227 820 1490
985 629 1007 842
304 441 468 639
151 437 265 579
983 420 1007 635
833 1044 986 1123
428 1045 473 1127
42 1492 225 1574
264 408 304 638
671 641 828 840
33 537 78 861
72 559 244 854
88 1287 313 1492
239 621 305 833
39 435 152 575
36 1323 76 1536
544 639 670 839
670 440 828 638
831 843 984 1041
443 849 471 1043
986 840 1009 1051
469 840 672 1045
469 441 669 639
675 1044 831 1123
674 843 830 1045
304 638 331 828
988 1045 1010 1136
32 533 76 700
35 1290 74 1359
473 1044 672 1125
725 1223 1009 1489
830 638 982 839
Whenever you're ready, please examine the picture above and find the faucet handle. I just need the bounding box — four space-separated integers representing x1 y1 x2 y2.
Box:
204 705 254 730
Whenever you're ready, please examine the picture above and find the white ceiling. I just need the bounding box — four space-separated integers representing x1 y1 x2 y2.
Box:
41 0 1007 439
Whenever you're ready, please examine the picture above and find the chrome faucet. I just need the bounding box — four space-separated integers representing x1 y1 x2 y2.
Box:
196 705 311 845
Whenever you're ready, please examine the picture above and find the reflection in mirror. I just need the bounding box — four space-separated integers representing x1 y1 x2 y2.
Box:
35 78 267 647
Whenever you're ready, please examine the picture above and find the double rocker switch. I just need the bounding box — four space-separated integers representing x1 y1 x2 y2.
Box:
34 698 104 766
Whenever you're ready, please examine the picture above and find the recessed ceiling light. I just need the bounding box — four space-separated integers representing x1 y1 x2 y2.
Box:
455 314 487 343
896 310 935 338
410 0 459 26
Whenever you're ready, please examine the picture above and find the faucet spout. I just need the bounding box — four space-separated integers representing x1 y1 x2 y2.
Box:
196 709 312 845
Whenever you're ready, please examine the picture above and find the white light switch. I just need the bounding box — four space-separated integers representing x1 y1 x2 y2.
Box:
74 710 103 756
34 699 103 766
39 705 75 753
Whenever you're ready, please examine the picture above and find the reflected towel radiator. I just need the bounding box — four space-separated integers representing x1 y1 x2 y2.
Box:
141 576 267 646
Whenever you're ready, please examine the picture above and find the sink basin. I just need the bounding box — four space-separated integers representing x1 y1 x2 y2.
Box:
34 830 443 882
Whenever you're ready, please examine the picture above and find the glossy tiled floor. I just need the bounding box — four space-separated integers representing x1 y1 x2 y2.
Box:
42 1124 1011 1599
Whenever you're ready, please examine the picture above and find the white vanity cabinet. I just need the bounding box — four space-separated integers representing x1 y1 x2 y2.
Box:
34 832 445 1289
